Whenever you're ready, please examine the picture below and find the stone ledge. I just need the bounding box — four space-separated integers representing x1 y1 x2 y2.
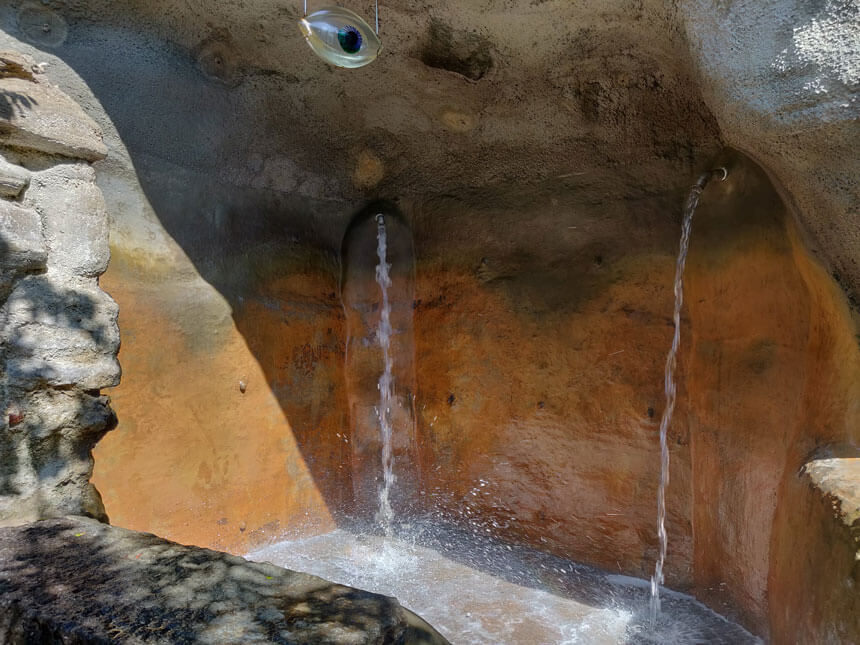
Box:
0 157 29 198
0 517 449 645
0 200 46 273
803 458 860 534
0 52 107 162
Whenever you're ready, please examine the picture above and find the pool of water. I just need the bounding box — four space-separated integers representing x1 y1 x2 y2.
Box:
248 521 760 644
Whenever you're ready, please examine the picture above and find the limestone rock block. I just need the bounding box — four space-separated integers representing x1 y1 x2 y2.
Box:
16 389 117 437
5 355 120 390
0 52 107 162
26 161 110 277
0 51 36 81
1 274 120 389
6 320 120 361
0 156 29 197
0 200 45 273
0 49 117 527
3 273 119 335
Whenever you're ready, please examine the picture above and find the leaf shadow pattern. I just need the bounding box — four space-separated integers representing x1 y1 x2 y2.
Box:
0 54 39 120
0 175 116 522
0 517 444 644
0 89 37 121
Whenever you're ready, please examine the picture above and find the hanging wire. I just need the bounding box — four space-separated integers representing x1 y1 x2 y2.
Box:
300 0 378 34
302 0 377 33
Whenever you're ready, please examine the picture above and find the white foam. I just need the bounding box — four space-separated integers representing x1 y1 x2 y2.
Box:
249 527 760 644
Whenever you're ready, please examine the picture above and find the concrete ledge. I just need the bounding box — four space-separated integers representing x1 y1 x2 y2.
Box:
803 458 860 535
0 52 108 162
0 201 46 272
0 517 449 644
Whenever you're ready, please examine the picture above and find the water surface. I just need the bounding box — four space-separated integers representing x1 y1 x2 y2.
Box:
249 521 759 644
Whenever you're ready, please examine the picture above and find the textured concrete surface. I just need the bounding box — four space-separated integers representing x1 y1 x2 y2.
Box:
0 516 449 644
0 51 118 526
682 152 860 635
767 457 860 644
682 0 860 307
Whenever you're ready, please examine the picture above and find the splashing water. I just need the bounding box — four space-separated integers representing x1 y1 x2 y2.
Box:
249 519 760 645
650 168 726 627
375 213 395 534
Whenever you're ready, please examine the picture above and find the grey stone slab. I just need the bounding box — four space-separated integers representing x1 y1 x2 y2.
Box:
26 161 110 278
0 517 449 645
5 355 120 390
2 274 119 340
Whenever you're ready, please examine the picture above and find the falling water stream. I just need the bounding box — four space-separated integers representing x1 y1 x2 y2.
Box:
650 168 727 627
374 213 396 534
252 187 759 643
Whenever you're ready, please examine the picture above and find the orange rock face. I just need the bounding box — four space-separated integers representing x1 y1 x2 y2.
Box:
92 253 345 553
93 152 859 639
410 256 693 582
684 155 860 636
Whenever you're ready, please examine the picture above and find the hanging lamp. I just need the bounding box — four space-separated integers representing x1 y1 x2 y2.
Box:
299 0 382 68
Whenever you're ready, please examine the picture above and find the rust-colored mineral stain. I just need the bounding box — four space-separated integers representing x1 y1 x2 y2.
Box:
90 155 860 640
411 258 690 581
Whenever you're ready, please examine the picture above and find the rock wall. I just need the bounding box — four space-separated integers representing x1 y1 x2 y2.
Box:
681 0 860 311
0 52 118 524
0 516 449 644
408 184 696 584
770 458 860 644
683 152 860 635
0 0 857 640
94 247 342 551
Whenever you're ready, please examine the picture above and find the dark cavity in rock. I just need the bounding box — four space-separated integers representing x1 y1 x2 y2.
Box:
420 20 493 81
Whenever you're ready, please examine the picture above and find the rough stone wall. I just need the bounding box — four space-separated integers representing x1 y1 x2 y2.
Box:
770 458 860 644
0 52 118 525
0 1 855 640
408 185 697 585
683 151 860 636
680 0 860 311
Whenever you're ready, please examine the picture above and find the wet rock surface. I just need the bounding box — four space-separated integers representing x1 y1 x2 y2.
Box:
0 516 449 644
